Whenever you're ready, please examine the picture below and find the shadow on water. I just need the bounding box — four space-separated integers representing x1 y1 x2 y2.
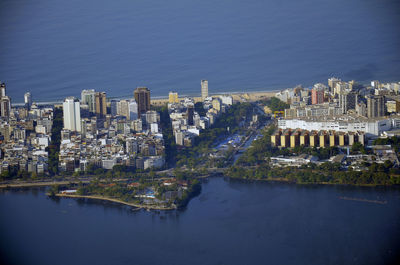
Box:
73 197 140 214
48 195 61 204
1 186 47 196
53 195 186 217
224 175 400 191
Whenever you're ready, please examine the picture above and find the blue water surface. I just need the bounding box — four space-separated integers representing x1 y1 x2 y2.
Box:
0 0 399 102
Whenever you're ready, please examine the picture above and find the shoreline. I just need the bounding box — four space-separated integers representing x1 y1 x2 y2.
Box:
0 180 91 189
226 176 396 187
1 174 394 190
11 89 279 106
53 194 177 210
151 90 277 105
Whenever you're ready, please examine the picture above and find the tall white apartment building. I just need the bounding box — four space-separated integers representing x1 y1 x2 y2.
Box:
24 92 32 109
201 80 208 100
63 97 81 132
129 100 138 120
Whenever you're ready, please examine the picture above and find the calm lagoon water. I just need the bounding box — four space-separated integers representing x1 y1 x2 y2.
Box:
1 177 399 265
0 0 399 102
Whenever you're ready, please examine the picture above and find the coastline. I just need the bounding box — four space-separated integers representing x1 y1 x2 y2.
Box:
52 194 177 210
11 89 278 107
227 176 394 187
1 174 393 190
0 180 90 189
151 90 277 105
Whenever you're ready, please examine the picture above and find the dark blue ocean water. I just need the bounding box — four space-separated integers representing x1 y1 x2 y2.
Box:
0 0 399 103
1 178 400 265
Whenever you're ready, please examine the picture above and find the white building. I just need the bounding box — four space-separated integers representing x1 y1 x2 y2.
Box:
37 136 49 148
201 80 208 100
35 124 47 134
63 97 81 132
129 100 138 120
275 89 294 103
144 156 164 170
150 123 159 133
102 158 116 170
219 95 233 105
278 116 391 137
175 131 184 145
24 92 32 109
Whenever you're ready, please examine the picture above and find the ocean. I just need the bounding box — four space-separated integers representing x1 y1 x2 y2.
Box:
0 0 399 103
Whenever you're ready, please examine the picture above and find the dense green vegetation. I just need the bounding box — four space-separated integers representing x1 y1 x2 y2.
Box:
63 177 202 209
228 160 400 185
76 181 140 203
47 107 63 175
260 97 290 112
175 179 201 209
350 142 369 154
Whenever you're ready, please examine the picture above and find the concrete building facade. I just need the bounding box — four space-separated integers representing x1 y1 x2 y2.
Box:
201 80 208 100
134 87 151 116
63 97 81 132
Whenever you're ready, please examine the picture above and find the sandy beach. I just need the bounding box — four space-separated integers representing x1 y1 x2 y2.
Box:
150 90 278 105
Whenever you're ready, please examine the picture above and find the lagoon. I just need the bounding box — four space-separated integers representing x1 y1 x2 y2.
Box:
1 177 399 265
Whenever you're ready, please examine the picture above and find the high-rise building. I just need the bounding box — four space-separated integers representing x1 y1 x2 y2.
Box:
311 88 324 105
24 92 32 110
110 100 118 117
371 80 380 89
0 82 6 98
339 92 357 114
95 92 107 117
134 87 150 116
201 80 208 100
0 82 10 117
169 91 179 103
187 103 194 126
63 97 81 132
0 96 11 117
356 102 367 117
129 100 138 120
117 100 130 118
328 77 341 92
81 89 96 113
81 120 88 138
367 95 385 118
334 81 350 96
144 110 159 124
